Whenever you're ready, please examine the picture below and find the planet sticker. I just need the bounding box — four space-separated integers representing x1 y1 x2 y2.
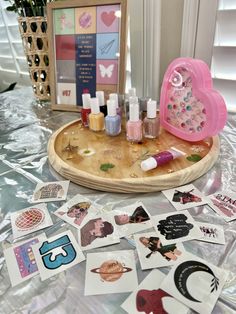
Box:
90 259 132 282
15 208 45 230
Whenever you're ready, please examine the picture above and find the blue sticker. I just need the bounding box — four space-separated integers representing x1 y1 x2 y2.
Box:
96 33 119 60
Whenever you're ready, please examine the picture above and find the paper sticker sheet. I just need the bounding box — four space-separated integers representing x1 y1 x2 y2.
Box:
207 192 236 222
134 232 186 270
160 252 229 314
152 210 202 245
31 180 70 203
162 184 209 211
32 230 85 281
112 202 153 237
54 194 102 230
78 214 120 251
121 269 189 314
4 233 46 286
196 222 225 245
84 250 138 295
11 203 53 239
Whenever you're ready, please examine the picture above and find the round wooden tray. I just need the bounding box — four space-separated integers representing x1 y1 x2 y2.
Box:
48 119 220 193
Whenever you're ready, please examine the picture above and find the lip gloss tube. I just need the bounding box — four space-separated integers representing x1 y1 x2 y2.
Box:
140 147 186 171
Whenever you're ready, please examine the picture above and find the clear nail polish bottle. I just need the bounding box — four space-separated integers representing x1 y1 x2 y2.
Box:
96 91 107 116
143 99 160 139
81 93 91 127
109 93 122 118
126 99 142 142
88 97 105 132
105 99 121 136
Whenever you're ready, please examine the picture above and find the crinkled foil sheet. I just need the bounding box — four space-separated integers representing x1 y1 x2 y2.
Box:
0 87 236 314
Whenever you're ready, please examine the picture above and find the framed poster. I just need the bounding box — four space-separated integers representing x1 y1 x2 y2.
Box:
47 0 127 111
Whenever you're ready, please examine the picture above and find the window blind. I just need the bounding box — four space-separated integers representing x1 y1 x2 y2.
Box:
211 0 236 112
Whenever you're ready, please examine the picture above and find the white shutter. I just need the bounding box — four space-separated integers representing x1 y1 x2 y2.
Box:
211 0 236 112
0 0 30 91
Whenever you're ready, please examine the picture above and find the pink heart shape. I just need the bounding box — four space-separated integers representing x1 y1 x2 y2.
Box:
101 11 116 27
160 58 227 141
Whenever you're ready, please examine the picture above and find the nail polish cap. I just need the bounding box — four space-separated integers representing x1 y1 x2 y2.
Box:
96 91 105 107
107 99 116 116
140 157 157 171
109 93 119 108
147 100 157 118
90 97 100 114
129 103 140 122
82 93 91 109
129 96 139 105
128 87 136 97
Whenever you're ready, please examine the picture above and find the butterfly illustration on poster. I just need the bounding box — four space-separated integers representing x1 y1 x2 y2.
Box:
152 210 202 245
160 252 229 314
121 269 189 314
10 203 53 239
85 250 138 296
4 234 46 287
162 184 209 211
133 232 186 270
207 192 236 222
196 221 226 245
32 230 85 281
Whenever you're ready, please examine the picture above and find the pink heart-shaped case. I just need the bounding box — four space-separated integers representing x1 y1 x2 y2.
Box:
160 58 227 141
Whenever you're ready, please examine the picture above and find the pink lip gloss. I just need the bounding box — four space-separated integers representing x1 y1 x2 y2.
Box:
140 147 185 171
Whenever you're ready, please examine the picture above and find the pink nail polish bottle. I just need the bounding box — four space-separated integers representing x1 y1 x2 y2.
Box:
126 99 142 142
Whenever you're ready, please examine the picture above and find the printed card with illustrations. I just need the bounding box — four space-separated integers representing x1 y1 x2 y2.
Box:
112 202 153 237
4 233 46 287
134 232 186 270
54 194 102 230
207 192 236 222
121 269 189 314
152 210 202 245
160 252 229 314
11 203 53 239
31 180 70 203
85 250 138 296
196 222 225 245
78 214 120 251
32 230 85 281
162 184 208 211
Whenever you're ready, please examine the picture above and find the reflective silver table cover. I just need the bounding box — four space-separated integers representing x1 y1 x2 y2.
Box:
0 87 235 314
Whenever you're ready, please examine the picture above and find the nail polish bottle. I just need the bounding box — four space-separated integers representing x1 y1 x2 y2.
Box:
143 100 160 139
96 91 107 116
109 93 122 118
126 99 142 142
124 88 137 121
88 97 105 132
81 93 91 127
105 99 121 136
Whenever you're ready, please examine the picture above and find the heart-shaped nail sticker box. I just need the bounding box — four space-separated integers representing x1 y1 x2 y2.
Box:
160 58 227 141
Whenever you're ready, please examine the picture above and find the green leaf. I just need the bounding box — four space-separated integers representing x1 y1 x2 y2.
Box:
186 154 202 162
100 163 115 172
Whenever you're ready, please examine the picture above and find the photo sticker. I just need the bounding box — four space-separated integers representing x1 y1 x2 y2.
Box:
208 192 236 222
31 181 70 203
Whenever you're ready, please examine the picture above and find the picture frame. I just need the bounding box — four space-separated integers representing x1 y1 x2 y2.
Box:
47 0 127 112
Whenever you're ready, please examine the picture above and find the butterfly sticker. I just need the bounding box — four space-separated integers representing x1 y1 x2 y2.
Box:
99 64 114 78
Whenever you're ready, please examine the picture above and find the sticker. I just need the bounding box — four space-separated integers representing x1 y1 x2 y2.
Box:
152 210 202 245
97 5 120 33
4 234 46 286
112 202 153 237
11 203 53 239
57 83 76 105
85 250 138 295
32 230 85 281
121 269 189 314
160 252 229 314
31 181 70 203
54 8 75 35
134 232 186 270
78 214 120 250
75 7 96 34
96 33 119 59
96 60 118 85
207 192 236 222
162 184 209 211
54 194 101 230
196 222 225 245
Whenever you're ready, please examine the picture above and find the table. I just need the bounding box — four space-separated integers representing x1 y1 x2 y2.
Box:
0 87 236 314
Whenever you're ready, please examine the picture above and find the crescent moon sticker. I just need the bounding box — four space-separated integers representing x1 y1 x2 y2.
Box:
174 260 219 303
